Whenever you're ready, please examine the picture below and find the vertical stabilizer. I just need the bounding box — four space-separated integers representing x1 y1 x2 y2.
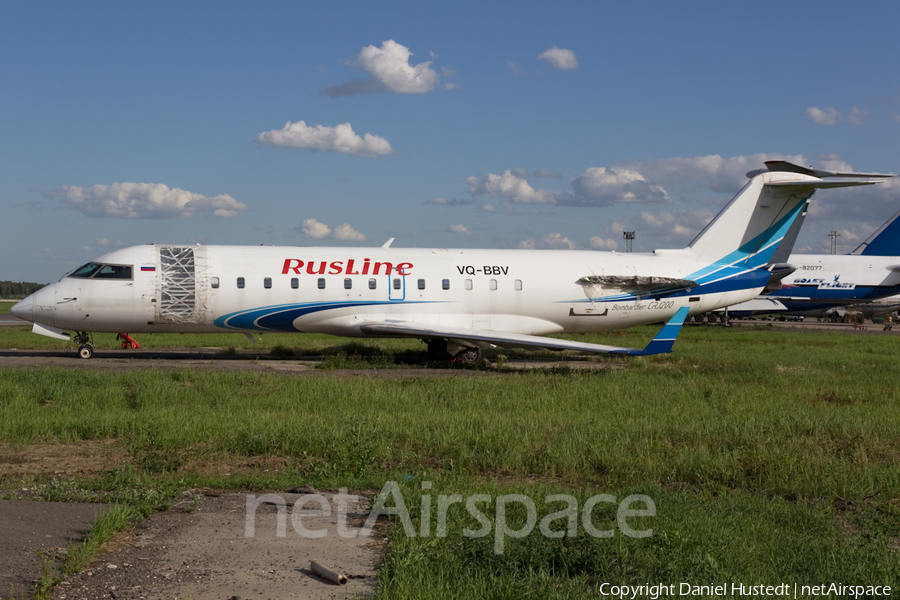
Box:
851 209 900 256
687 174 816 268
686 162 892 269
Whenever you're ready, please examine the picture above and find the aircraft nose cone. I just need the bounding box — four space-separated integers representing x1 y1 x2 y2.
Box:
11 296 33 321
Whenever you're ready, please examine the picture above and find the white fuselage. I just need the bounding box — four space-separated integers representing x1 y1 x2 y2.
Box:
779 254 900 292
21 244 763 337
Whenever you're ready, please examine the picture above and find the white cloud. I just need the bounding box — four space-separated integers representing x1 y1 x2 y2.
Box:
440 67 459 90
815 152 854 173
96 238 109 246
538 47 578 70
325 40 439 97
300 218 332 239
57 182 248 219
359 40 438 93
569 167 670 206
467 171 558 204
424 197 473 206
449 224 471 235
587 236 618 251
517 233 577 250
621 153 807 194
807 107 841 125
890 113 900 124
634 208 715 248
480 203 495 212
294 218 366 241
849 106 867 126
332 223 366 241
257 121 393 157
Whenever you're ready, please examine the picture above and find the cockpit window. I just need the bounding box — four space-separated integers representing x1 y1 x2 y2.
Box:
69 263 103 278
94 265 133 279
68 263 133 280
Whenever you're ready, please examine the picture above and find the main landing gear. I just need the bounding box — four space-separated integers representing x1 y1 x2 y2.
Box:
74 332 93 359
425 339 484 365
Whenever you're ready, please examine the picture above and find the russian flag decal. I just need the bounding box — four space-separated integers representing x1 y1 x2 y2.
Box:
141 266 156 272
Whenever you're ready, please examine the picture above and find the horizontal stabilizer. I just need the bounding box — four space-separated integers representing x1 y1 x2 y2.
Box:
765 180 880 189
359 307 691 356
760 161 895 179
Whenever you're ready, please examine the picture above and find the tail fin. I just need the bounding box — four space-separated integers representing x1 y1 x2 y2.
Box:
686 161 893 268
851 209 900 256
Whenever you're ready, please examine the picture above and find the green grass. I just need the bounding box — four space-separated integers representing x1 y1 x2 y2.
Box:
0 301 13 315
0 325 898 596
28 504 139 600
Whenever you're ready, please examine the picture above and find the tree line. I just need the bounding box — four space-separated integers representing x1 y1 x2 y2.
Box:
0 281 47 299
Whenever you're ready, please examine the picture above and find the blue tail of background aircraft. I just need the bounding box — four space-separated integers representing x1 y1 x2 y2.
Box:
851 209 900 256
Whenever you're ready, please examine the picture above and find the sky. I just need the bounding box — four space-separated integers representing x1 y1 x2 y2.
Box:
2 1 900 283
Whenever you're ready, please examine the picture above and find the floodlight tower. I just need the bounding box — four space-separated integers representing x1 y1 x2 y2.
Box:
829 230 841 255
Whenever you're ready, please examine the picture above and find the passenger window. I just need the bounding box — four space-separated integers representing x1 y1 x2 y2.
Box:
344 278 352 289
237 277 245 289
418 279 425 290
211 277 220 289
94 265 133 279
465 279 473 290
318 278 326 289
393 278 401 290
442 279 450 290
369 278 377 290
291 278 299 289
264 277 272 289
514 279 522 291
489 279 497 290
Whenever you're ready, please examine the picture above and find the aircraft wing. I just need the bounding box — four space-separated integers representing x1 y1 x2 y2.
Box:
359 307 690 356
764 295 860 306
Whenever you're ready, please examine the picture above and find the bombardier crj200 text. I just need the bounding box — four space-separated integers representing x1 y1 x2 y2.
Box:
12 162 893 361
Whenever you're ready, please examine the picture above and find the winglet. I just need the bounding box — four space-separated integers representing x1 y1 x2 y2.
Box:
612 307 690 356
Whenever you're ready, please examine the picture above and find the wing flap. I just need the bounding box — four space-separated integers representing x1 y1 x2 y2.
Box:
359 307 690 356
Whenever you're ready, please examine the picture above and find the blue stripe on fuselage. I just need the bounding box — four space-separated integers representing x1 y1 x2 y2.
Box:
214 300 436 332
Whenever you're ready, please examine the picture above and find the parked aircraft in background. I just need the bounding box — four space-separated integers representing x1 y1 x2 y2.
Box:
11 162 892 360
710 206 900 321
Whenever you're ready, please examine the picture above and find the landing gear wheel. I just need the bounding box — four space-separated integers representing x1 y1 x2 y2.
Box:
456 346 482 365
78 345 94 360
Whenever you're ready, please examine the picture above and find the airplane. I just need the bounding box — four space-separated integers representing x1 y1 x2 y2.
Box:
706 204 900 321
11 161 893 361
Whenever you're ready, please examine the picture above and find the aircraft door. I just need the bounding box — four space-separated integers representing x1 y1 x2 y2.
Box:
388 273 405 301
156 246 199 324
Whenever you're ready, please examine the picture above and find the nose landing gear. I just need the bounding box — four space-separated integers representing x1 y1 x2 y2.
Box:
73 332 94 359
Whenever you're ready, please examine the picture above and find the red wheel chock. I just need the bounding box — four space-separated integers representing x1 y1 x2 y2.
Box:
116 333 141 350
